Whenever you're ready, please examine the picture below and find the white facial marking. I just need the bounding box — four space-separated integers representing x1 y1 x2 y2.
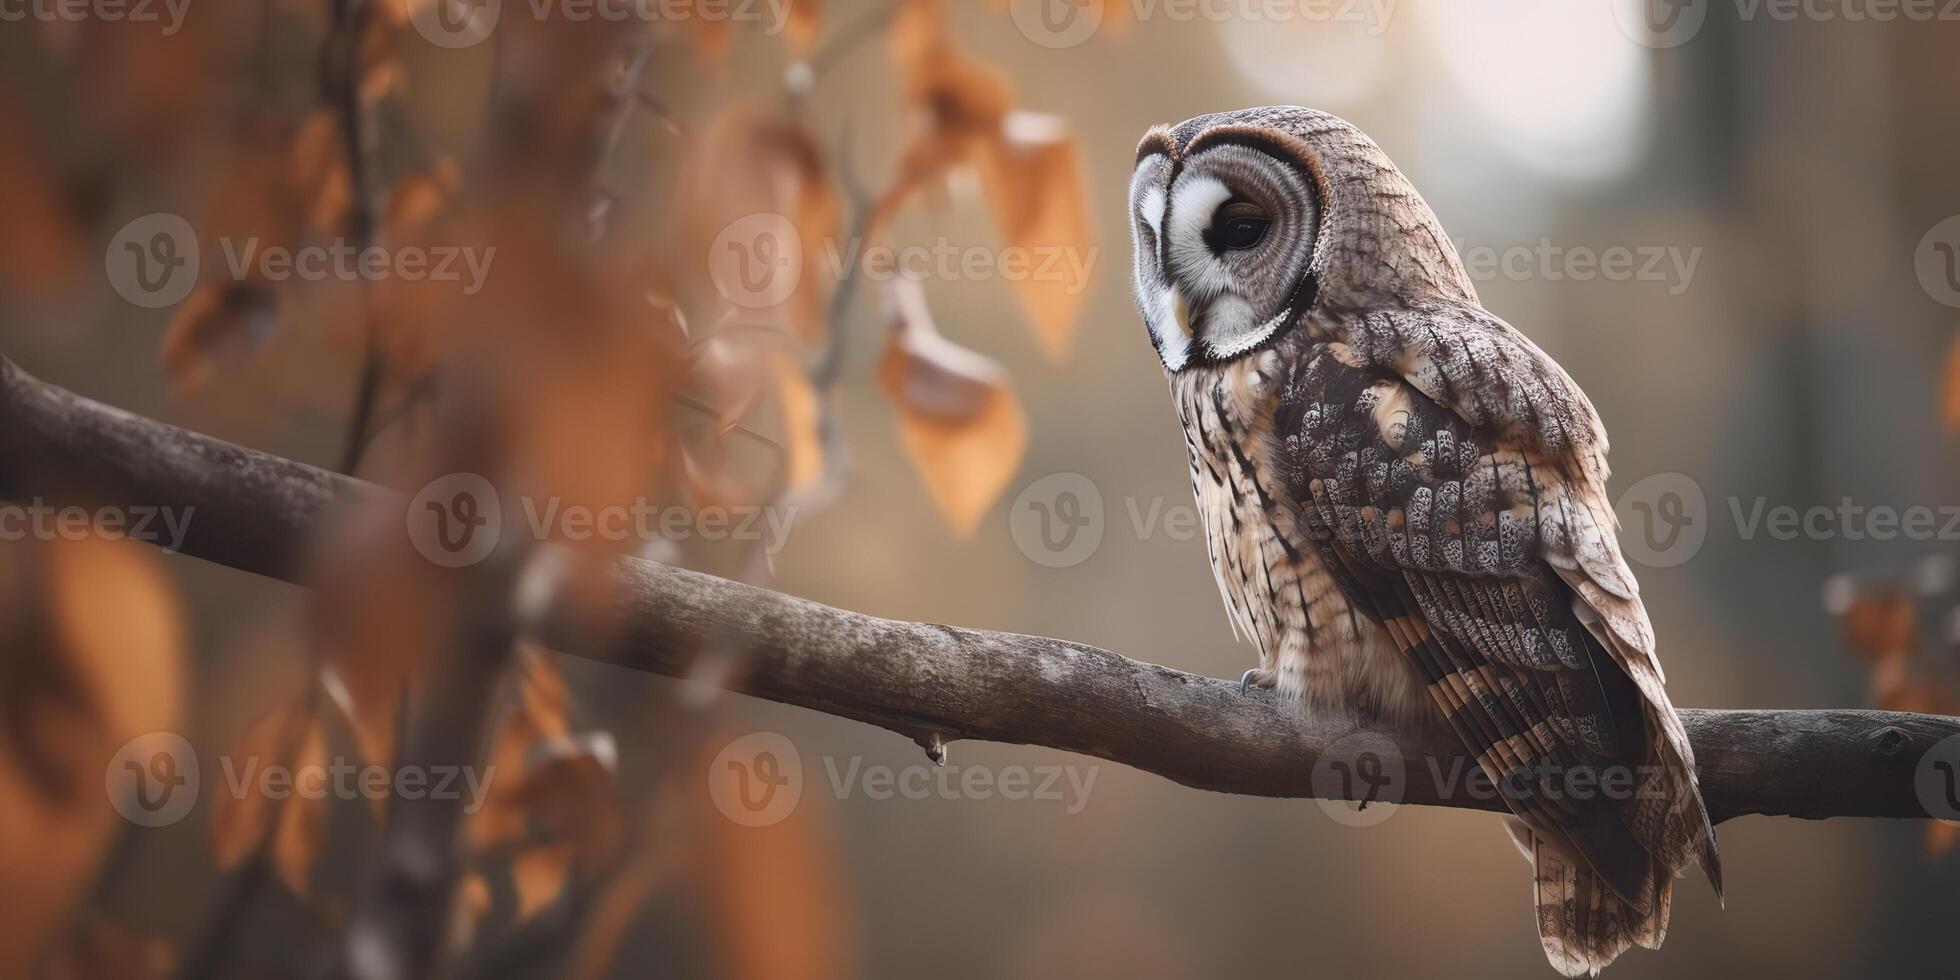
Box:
1152 285 1189 371
1138 185 1166 242
1205 307 1291 359
1131 154 1188 371
1167 175 1235 300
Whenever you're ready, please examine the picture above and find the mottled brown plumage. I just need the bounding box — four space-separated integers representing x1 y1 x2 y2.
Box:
1129 106 1720 976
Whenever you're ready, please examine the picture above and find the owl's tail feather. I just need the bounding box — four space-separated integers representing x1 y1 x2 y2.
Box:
1505 819 1671 978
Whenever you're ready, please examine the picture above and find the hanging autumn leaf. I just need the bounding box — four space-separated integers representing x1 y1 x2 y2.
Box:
877 281 1028 536
44 912 176 980
0 533 183 977
0 92 83 299
1928 819 1959 857
694 730 854 980
450 872 493 953
978 111 1095 360
290 109 354 239
386 157 464 235
209 694 329 898
880 18 1013 227
159 281 280 391
680 110 842 348
784 0 824 53
773 351 826 494
693 329 776 436
512 840 578 922
980 0 1133 37
469 651 623 923
1838 592 1917 663
1942 332 1960 433
882 8 1095 359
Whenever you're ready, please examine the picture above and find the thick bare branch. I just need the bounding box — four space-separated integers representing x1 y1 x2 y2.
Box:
2 355 1955 825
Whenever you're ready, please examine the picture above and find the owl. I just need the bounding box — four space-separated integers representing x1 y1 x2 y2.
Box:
1127 106 1721 976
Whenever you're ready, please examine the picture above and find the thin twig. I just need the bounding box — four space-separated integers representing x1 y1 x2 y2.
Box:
330 0 384 476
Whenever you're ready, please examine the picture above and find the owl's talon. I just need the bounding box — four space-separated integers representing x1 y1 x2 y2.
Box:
1239 668 1277 694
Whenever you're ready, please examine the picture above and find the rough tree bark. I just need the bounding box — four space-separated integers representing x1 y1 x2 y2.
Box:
2 354 1955 825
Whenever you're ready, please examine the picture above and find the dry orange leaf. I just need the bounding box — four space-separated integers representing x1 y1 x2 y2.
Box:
471 650 615 853
512 841 575 923
44 913 176 980
0 533 182 977
208 695 328 898
877 281 1028 537
785 0 823 53
159 281 279 391
880 19 1095 360
386 160 462 235
696 733 854 980
1928 820 1960 857
694 331 775 436
1839 593 1917 663
979 112 1095 360
0 92 83 299
451 872 493 952
290 110 354 237
680 110 841 348
1943 333 1960 433
773 352 825 493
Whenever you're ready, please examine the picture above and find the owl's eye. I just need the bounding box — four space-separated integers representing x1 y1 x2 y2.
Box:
1210 202 1270 251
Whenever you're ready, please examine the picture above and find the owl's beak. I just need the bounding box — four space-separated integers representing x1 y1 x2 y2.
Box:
1169 287 1197 340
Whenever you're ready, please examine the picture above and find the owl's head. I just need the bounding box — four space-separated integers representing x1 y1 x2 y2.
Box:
1129 106 1473 372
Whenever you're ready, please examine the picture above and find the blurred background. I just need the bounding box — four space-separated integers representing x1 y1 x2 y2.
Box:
2 1 1958 978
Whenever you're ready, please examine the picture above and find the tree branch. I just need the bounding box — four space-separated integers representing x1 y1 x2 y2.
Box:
3 355 1955 825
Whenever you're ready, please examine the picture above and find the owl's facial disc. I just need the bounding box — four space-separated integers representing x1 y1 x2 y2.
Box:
1129 139 1320 372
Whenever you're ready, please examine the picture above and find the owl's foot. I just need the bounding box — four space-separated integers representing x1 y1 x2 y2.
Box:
1239 668 1278 695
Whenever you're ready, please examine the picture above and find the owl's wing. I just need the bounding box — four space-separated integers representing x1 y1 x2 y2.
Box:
1275 316 1721 916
